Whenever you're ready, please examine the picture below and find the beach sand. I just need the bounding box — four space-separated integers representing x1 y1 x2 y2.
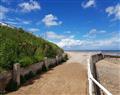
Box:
96 58 120 95
7 52 89 95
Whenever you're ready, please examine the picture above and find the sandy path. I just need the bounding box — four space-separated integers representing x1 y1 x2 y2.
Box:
7 52 88 95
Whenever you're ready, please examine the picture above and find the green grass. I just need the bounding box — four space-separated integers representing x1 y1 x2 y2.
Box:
0 25 64 71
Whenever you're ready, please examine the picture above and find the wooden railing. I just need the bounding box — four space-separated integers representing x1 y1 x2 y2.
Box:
87 55 112 95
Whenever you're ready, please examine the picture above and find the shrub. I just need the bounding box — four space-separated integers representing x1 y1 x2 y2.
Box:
0 67 6 73
19 56 33 67
34 47 44 62
63 54 68 62
0 39 18 69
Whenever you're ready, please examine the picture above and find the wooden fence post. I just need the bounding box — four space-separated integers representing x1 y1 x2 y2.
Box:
56 56 59 65
13 63 20 86
44 57 49 70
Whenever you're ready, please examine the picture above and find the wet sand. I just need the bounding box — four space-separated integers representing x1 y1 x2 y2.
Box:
7 52 89 95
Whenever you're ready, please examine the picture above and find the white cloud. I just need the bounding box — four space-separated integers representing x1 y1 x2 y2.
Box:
0 5 9 20
92 36 120 47
46 31 65 39
18 0 41 12
5 21 17 25
57 35 120 49
4 17 31 25
45 30 119 50
42 14 62 27
83 29 106 38
106 4 120 20
28 28 40 32
69 35 75 38
57 38 83 48
88 29 97 34
15 18 31 24
82 0 95 8
46 31 75 40
22 21 30 24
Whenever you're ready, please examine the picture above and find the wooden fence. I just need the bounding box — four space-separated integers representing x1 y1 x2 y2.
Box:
0 53 67 93
87 53 112 95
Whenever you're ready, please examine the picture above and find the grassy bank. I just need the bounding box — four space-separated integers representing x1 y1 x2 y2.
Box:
0 25 63 72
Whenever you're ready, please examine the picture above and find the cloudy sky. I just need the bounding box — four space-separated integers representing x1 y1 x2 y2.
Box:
0 0 120 50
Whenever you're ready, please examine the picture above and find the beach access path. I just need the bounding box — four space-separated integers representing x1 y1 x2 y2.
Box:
8 52 90 95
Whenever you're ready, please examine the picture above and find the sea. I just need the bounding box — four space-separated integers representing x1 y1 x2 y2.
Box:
65 50 120 56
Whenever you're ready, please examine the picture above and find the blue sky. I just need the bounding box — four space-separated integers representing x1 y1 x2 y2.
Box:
0 0 120 50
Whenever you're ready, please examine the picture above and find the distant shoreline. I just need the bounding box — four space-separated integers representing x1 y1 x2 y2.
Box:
65 50 120 56
65 50 120 52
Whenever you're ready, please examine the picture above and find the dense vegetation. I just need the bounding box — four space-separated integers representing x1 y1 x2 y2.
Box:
0 25 64 71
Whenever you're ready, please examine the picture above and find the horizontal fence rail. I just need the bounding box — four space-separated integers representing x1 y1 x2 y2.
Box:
87 55 112 95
